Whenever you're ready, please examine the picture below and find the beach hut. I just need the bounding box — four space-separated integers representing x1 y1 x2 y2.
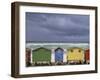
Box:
26 48 31 66
32 47 51 66
67 47 84 64
55 48 64 64
85 49 90 64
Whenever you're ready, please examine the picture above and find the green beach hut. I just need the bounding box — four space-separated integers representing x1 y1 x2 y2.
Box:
32 47 51 65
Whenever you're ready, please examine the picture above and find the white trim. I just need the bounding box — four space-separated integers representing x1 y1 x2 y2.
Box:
30 48 33 63
63 49 67 62
51 49 55 63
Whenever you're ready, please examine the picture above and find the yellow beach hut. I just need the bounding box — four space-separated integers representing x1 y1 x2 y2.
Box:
67 47 84 64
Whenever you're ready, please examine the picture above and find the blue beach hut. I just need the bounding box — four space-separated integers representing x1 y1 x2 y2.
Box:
55 48 64 63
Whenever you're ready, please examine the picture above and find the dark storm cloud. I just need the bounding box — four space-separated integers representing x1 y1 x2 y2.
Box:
26 12 89 43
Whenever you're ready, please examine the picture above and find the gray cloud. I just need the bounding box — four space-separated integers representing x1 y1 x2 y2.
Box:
26 12 89 43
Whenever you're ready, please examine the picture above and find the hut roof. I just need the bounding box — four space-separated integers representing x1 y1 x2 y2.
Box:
55 47 64 51
32 47 51 52
67 47 84 51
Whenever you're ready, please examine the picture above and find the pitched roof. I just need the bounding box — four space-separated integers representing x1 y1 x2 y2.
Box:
55 47 64 51
32 47 51 52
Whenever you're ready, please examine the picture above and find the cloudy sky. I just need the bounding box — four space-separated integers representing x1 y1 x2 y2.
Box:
26 12 89 43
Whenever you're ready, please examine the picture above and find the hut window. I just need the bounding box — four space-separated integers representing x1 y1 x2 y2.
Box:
78 49 81 53
70 49 73 52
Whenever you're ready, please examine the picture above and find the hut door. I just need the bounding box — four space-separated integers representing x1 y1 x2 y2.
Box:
55 48 63 62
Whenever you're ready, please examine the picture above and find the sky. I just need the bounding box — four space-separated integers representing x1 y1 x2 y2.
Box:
26 12 89 43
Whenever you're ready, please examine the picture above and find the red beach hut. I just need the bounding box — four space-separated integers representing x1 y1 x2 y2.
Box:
85 49 90 64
